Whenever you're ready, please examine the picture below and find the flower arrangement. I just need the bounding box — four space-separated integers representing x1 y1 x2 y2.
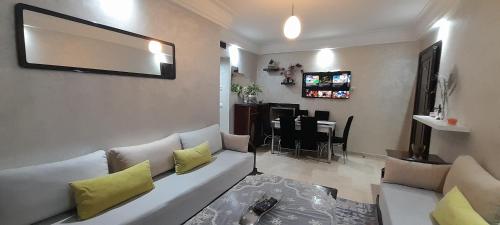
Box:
280 63 303 86
231 83 262 103
437 72 457 120
242 83 262 96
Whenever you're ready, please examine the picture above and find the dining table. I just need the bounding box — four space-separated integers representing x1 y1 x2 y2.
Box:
271 118 336 162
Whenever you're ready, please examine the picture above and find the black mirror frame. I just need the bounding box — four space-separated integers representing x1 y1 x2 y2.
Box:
15 3 176 80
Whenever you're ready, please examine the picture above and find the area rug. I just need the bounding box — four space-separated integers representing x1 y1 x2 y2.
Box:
335 198 379 225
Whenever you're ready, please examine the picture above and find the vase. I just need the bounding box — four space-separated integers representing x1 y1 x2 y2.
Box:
410 144 428 160
248 95 257 103
243 95 257 104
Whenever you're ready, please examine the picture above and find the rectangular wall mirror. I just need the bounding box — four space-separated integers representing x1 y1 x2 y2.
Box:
15 3 176 79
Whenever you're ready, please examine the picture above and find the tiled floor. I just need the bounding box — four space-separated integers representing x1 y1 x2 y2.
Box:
256 147 386 204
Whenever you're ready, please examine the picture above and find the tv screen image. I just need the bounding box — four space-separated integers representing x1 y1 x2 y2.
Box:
302 71 351 99
332 74 350 85
305 75 319 87
333 91 350 99
318 91 332 98
319 76 332 88
305 89 318 97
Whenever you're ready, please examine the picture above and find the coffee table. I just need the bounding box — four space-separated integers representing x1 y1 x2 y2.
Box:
184 174 338 225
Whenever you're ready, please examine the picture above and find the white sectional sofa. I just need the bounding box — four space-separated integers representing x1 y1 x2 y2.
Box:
378 183 442 225
0 124 254 225
378 156 500 225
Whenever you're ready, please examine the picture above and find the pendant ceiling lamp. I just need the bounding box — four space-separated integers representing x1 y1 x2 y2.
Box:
283 3 301 40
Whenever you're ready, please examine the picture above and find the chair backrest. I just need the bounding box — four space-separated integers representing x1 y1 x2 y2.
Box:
314 110 330 121
272 108 294 120
299 116 318 150
342 116 354 151
298 110 309 117
279 115 296 149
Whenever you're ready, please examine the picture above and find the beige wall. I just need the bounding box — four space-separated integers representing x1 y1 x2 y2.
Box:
256 42 419 156
0 0 221 169
419 0 500 178
228 48 258 133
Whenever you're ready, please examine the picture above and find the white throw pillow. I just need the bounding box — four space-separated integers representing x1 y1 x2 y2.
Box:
0 151 108 225
443 155 500 224
108 133 182 177
221 132 250 153
179 124 223 154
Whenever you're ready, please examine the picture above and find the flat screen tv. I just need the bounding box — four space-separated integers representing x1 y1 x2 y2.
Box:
302 71 351 99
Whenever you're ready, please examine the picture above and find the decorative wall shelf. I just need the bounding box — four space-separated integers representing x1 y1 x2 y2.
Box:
263 67 282 72
413 115 470 132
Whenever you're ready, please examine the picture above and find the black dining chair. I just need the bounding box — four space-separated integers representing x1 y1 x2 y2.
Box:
314 110 330 121
298 110 309 117
264 109 294 147
278 115 298 156
332 116 354 163
297 116 321 158
315 110 331 143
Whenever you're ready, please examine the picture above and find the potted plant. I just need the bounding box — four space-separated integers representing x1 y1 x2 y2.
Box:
231 83 263 104
242 83 262 104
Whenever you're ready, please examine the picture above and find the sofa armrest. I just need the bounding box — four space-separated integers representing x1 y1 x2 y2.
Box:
221 132 250 153
383 157 451 192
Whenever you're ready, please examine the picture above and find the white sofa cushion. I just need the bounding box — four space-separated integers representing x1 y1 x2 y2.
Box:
443 155 500 224
379 183 442 225
383 157 451 192
0 151 108 225
108 133 182 177
221 132 250 153
36 150 254 225
179 124 223 154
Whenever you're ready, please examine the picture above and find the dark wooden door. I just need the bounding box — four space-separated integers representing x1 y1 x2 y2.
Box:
410 41 442 153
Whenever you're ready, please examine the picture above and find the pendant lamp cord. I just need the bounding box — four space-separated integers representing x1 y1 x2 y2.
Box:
292 3 294 16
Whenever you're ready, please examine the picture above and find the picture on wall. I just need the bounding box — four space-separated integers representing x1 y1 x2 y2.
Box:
302 71 351 99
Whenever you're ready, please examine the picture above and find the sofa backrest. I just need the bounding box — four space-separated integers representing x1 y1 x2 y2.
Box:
0 151 108 225
444 155 500 224
179 124 223 154
108 133 182 177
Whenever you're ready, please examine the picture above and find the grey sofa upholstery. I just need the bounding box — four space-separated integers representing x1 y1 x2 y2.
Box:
379 183 441 225
37 150 254 225
0 124 254 225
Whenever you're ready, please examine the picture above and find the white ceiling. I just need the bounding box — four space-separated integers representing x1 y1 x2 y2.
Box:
219 0 430 43
172 0 450 54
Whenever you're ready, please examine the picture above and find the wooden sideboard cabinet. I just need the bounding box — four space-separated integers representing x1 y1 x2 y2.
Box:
234 103 270 148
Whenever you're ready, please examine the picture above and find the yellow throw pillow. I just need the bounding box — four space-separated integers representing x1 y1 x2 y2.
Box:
173 141 212 174
70 161 154 219
432 186 489 225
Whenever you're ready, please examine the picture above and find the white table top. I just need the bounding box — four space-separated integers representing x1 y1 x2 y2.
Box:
272 119 336 126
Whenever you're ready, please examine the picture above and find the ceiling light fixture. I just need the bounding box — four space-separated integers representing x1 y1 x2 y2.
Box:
283 3 301 40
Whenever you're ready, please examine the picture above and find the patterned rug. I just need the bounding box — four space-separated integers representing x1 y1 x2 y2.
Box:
335 198 379 225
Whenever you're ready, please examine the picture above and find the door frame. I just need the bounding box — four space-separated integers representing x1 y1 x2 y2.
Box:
409 41 442 152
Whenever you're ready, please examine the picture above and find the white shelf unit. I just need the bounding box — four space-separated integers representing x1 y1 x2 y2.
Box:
413 115 470 133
